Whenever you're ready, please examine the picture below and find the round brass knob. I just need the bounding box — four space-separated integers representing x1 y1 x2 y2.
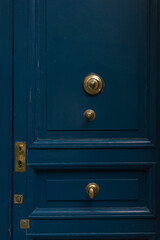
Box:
84 109 95 121
83 74 103 95
86 183 99 199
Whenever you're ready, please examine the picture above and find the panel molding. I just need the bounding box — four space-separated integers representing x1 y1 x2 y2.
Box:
29 138 154 149
28 161 155 170
27 232 156 239
29 207 152 220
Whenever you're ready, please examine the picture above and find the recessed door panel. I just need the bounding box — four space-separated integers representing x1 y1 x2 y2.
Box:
46 0 145 131
28 165 154 214
27 0 157 145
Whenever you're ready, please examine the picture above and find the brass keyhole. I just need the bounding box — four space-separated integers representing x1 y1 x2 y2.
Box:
18 160 22 168
18 146 22 152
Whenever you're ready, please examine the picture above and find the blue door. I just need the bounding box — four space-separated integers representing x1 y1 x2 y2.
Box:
13 0 160 239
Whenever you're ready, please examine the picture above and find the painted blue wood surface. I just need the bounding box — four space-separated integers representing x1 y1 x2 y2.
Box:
27 0 157 145
0 0 12 239
12 0 28 239
13 0 160 240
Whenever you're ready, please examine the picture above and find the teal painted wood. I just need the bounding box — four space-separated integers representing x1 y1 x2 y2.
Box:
13 0 160 240
27 0 157 146
12 0 28 239
0 0 12 239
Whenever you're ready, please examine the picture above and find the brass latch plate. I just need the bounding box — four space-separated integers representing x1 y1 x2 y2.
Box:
15 142 26 172
20 219 30 229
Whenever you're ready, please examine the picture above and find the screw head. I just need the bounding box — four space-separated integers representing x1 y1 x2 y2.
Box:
14 194 23 204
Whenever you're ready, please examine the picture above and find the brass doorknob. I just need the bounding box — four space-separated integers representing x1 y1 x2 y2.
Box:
83 74 103 95
84 109 95 121
86 183 99 199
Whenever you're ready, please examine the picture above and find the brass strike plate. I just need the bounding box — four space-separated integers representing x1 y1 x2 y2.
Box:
15 142 26 172
14 194 23 204
20 219 30 229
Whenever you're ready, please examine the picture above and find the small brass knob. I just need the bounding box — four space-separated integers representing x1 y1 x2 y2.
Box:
84 109 95 121
86 183 99 199
83 74 103 95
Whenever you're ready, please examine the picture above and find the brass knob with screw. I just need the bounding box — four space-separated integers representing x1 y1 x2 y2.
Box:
84 109 96 121
83 74 103 95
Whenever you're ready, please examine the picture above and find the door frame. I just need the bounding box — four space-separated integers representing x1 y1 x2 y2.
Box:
0 0 13 239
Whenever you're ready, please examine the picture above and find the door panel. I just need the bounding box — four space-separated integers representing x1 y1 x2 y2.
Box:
46 0 144 131
28 0 157 145
13 0 160 239
46 178 139 201
28 164 154 216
